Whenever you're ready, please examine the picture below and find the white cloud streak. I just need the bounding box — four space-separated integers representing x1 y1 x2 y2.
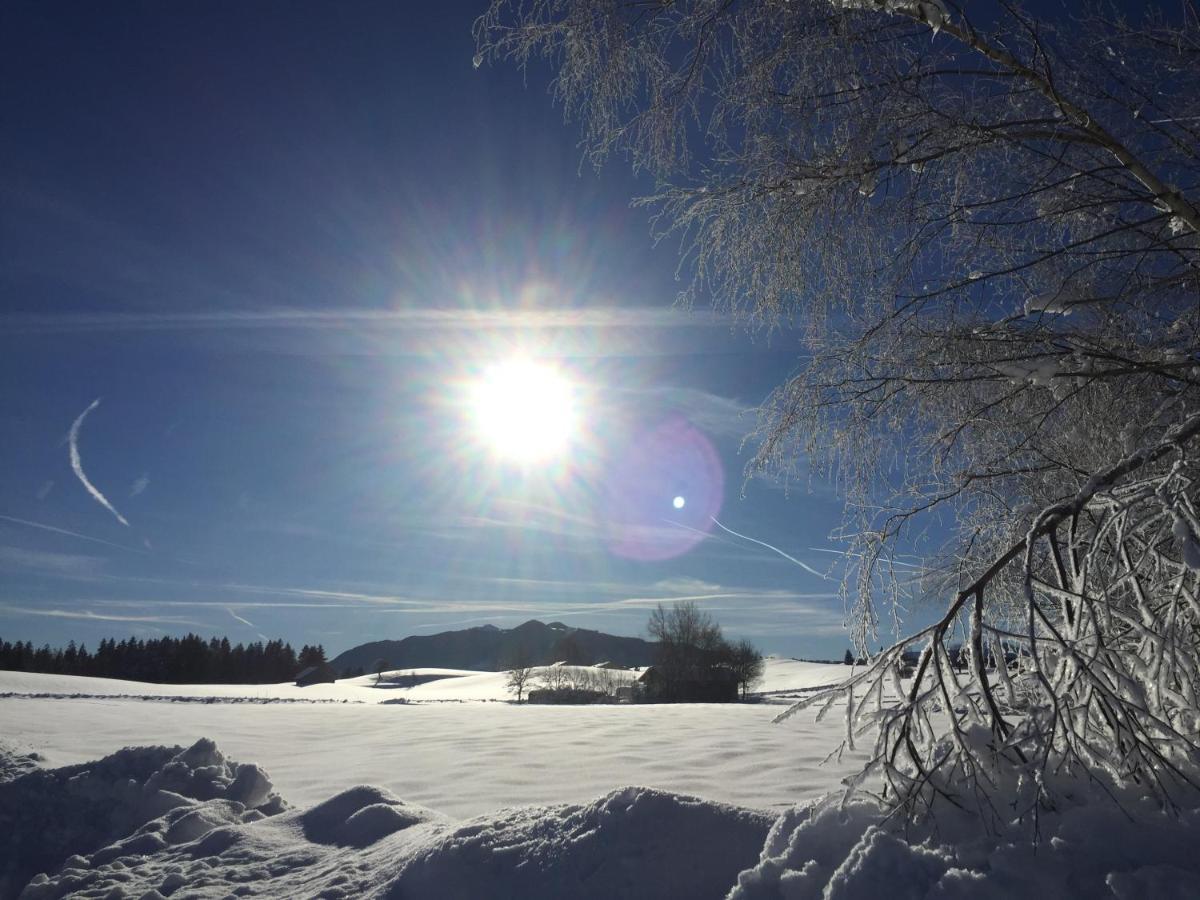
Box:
0 514 147 554
0 605 200 625
806 546 931 572
652 576 724 595
3 306 724 334
0 546 104 575
227 607 256 629
130 473 149 497
711 517 828 579
622 386 754 439
68 398 129 526
227 607 268 640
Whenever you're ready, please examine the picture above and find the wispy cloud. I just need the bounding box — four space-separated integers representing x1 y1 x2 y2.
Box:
623 386 755 439
97 599 376 611
652 576 724 595
0 605 201 625
613 592 746 607
463 498 710 549
392 582 842 622
2 306 722 334
130 473 149 497
219 582 420 606
0 545 105 575
459 574 645 595
806 546 931 572
70 575 848 642
68 398 129 526
0 514 147 554
36 480 55 501
404 585 847 636
457 500 599 541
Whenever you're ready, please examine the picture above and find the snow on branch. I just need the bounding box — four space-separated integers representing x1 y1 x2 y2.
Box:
780 412 1200 824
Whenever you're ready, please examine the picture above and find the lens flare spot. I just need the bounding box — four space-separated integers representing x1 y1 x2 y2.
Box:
602 416 724 561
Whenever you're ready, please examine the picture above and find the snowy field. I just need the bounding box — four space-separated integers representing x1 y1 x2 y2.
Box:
0 657 856 706
0 659 859 816
3 660 1199 899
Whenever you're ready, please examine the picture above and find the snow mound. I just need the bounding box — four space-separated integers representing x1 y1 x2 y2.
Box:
729 782 1200 899
8 742 770 900
11 735 1200 899
17 782 450 899
0 740 42 784
391 786 774 900
301 785 442 847
0 738 283 899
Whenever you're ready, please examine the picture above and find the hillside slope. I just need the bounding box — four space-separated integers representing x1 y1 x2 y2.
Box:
329 619 657 674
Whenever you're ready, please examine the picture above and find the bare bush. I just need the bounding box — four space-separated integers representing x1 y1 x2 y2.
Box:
504 645 535 703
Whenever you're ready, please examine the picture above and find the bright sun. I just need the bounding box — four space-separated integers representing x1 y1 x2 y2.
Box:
468 358 579 463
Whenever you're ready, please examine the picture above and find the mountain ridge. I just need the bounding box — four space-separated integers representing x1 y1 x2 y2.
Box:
330 619 657 674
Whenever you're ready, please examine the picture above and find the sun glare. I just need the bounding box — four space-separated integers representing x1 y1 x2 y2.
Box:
468 358 578 463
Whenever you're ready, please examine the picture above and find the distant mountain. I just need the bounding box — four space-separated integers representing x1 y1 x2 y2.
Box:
330 620 657 675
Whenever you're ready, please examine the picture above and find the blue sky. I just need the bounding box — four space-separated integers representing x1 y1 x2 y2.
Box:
1 0 872 659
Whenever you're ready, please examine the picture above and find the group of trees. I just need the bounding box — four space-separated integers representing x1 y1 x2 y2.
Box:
541 660 634 694
503 650 634 704
477 0 1200 820
0 634 326 685
504 602 765 704
647 602 764 701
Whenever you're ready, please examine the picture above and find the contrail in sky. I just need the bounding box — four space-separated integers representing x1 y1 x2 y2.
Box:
0 514 145 553
227 607 256 628
806 546 930 572
68 398 129 526
227 608 268 640
710 517 829 579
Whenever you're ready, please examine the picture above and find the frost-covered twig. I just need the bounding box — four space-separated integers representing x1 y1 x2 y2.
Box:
778 412 1200 825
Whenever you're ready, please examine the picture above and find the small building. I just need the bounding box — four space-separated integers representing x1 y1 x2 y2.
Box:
295 662 338 687
594 661 628 670
638 665 739 703
615 684 637 703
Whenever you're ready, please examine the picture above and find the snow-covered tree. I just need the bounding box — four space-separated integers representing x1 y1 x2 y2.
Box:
476 1 1200 818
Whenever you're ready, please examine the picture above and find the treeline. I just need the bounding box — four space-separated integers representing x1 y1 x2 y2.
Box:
0 634 329 684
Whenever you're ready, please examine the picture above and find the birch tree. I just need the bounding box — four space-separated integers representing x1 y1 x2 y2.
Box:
476 0 1200 818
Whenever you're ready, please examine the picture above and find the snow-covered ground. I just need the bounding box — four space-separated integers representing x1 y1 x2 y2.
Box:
0 666 474 704
0 658 858 819
4 661 1199 899
0 656 852 705
0 692 866 817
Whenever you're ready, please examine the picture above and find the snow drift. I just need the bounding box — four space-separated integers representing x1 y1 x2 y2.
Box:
0 738 282 899
2 740 771 900
5 737 1200 899
730 756 1200 900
